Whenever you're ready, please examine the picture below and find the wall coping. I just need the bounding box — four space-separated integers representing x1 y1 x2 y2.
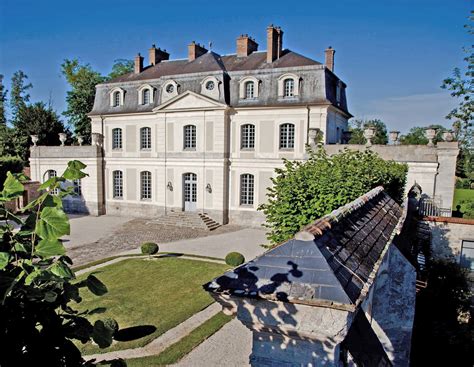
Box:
422 216 474 225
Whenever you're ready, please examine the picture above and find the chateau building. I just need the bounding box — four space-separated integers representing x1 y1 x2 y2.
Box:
30 25 350 226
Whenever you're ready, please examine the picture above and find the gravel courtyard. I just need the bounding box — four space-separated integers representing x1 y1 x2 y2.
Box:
65 215 267 266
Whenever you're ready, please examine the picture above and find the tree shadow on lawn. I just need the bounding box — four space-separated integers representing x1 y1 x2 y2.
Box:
114 325 157 342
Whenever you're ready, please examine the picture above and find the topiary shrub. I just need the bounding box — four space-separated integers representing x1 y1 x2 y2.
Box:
225 252 245 267
141 242 159 256
103 318 119 336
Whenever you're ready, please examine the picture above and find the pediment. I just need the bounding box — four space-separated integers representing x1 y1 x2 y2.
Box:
153 90 227 112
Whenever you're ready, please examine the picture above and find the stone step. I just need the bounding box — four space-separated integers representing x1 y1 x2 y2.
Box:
146 212 221 231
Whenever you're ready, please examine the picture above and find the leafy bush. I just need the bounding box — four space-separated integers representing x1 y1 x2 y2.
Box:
0 155 23 190
259 148 408 244
141 242 159 255
456 178 472 189
0 161 123 366
225 252 245 267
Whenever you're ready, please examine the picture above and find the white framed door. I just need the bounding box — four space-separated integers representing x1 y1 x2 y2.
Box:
183 173 197 211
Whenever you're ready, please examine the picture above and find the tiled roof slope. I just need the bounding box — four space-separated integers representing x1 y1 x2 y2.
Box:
204 187 404 310
106 50 320 84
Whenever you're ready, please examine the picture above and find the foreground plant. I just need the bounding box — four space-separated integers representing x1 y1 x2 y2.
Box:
0 161 122 366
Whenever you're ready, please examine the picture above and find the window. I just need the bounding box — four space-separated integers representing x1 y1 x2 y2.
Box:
112 128 122 150
205 81 215 90
143 89 150 105
45 170 58 195
166 84 174 94
112 170 123 199
283 78 294 97
460 240 474 271
336 81 342 104
140 127 151 150
183 125 196 150
240 174 254 205
244 81 254 99
241 124 255 149
73 179 82 195
113 91 121 107
140 171 152 200
279 123 295 149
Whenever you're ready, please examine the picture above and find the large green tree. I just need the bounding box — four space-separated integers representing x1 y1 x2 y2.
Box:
108 59 134 80
399 124 446 145
9 71 32 124
0 74 7 126
259 148 407 244
348 118 388 145
61 59 104 144
12 102 68 162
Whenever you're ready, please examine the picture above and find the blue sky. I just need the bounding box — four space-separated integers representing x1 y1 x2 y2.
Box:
0 0 470 133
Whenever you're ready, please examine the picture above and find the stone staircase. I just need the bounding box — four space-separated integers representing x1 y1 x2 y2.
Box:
147 211 221 231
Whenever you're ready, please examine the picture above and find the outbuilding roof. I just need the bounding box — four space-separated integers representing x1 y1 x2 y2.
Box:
204 187 405 310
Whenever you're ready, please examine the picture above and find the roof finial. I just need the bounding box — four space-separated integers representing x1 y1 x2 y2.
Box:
208 41 213 51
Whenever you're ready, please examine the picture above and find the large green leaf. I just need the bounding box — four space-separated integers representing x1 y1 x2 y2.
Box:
86 275 108 296
92 320 114 348
0 252 10 270
62 160 88 180
35 239 66 258
35 207 70 240
50 261 75 279
1 172 24 200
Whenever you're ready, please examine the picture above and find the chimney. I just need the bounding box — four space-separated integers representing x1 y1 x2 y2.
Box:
236 34 258 57
149 44 170 65
266 25 283 63
134 53 144 74
325 46 335 72
188 41 208 61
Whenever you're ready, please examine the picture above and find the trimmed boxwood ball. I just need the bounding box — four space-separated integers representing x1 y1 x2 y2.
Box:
225 252 245 267
103 318 119 335
141 242 159 255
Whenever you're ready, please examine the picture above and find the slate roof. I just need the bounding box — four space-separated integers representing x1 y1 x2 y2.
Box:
107 50 321 84
204 187 405 310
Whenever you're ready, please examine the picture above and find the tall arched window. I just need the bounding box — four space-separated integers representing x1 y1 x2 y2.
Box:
73 179 82 195
140 127 151 150
241 124 255 149
244 81 254 99
44 170 58 195
240 174 254 205
143 89 150 105
283 79 295 97
279 123 295 149
140 171 152 200
112 128 122 150
113 91 121 107
112 170 123 199
183 125 196 150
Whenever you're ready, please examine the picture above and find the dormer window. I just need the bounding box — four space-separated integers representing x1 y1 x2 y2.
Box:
162 80 178 103
137 84 154 105
239 76 260 100
245 81 254 99
200 76 220 99
166 84 174 94
205 81 215 90
277 74 300 98
109 87 125 107
283 79 294 97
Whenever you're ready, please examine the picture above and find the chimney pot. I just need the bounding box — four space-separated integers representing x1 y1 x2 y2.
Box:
149 44 170 66
188 41 208 61
236 34 259 57
266 25 283 63
134 53 144 74
325 47 335 72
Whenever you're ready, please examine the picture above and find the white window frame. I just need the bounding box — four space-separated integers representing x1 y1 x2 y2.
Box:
200 76 220 99
140 127 152 150
112 128 122 150
277 73 300 98
279 123 295 149
183 124 196 150
239 76 260 99
161 80 179 103
44 170 59 195
137 84 154 105
140 171 152 200
241 124 255 149
240 174 254 206
73 179 82 196
112 170 123 199
109 87 125 107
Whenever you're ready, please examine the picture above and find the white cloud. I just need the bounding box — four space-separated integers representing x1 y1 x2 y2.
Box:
351 92 458 133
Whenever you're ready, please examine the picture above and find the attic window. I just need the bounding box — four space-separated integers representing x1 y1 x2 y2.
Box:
205 81 215 90
109 87 125 107
166 84 174 93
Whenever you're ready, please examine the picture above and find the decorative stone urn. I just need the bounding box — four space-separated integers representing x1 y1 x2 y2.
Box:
77 135 84 146
389 131 400 145
58 133 67 146
442 130 454 142
30 135 39 147
425 127 437 147
363 126 376 147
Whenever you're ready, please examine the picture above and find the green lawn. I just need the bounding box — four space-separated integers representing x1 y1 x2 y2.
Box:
126 312 233 367
453 188 474 218
76 257 229 354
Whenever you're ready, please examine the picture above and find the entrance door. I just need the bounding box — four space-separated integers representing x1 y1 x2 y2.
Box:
183 173 197 211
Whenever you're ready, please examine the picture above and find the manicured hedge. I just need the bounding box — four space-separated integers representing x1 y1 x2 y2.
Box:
225 252 245 267
141 242 159 255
